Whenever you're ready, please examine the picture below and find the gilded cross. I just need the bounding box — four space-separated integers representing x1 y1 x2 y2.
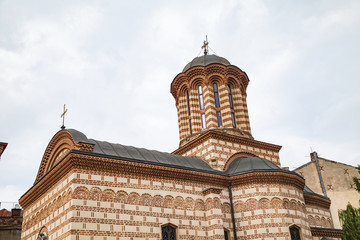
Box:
61 104 68 129
201 35 208 55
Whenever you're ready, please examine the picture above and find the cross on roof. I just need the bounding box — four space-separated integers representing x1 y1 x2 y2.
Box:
61 104 68 129
201 36 209 55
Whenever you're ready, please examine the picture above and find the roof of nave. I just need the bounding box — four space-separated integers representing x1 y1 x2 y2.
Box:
66 129 216 173
182 54 231 73
66 129 302 178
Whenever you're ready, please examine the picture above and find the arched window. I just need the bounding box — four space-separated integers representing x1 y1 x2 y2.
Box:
224 228 231 240
289 225 301 240
227 85 236 128
186 91 192 134
162 224 177 240
198 85 206 129
213 83 222 127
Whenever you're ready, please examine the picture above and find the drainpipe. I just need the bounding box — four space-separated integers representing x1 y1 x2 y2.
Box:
228 182 237 239
311 152 334 227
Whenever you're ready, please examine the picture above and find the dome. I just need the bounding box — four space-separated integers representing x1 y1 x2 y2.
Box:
224 157 282 175
182 54 231 72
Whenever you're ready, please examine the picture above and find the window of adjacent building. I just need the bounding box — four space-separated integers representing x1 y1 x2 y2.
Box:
213 83 222 127
162 224 177 240
186 91 192 134
198 85 206 129
289 225 301 240
227 85 236 128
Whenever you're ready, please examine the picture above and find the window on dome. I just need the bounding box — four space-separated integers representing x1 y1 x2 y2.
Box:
213 83 222 127
217 111 222 127
227 85 234 109
231 112 236 128
213 83 220 108
201 114 206 129
162 224 177 240
289 225 301 240
198 85 206 129
198 85 205 110
186 91 192 134
227 85 236 128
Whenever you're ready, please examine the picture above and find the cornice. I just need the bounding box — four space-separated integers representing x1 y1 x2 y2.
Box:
310 227 343 238
230 171 305 191
35 130 94 183
20 152 74 209
20 151 228 208
171 64 248 99
304 193 331 209
20 150 303 209
173 130 281 155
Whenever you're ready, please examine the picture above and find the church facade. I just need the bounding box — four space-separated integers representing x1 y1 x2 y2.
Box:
19 51 343 240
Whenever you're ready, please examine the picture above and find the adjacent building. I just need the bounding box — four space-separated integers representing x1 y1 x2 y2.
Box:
295 152 360 229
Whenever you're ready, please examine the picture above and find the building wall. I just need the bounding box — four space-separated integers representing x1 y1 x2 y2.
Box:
0 228 22 240
295 157 360 229
21 172 74 240
305 204 332 228
0 208 23 240
69 168 232 240
179 137 280 170
232 182 312 240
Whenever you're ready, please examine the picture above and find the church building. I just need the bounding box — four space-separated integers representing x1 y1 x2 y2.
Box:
19 43 343 240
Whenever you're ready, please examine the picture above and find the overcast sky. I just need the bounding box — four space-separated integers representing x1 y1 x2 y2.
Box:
1 0 359 205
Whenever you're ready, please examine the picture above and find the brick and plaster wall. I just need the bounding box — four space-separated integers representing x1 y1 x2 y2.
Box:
231 182 312 240
305 205 332 228
21 172 74 240
171 64 252 146
69 168 233 240
175 136 281 170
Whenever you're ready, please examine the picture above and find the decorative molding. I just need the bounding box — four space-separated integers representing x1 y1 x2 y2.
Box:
173 129 281 155
35 130 94 182
303 193 331 209
310 227 343 238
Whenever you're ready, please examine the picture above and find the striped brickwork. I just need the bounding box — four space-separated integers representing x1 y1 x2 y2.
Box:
21 172 74 240
63 170 233 240
305 205 332 228
171 64 252 147
231 183 312 240
174 133 281 170
20 148 341 240
176 94 189 139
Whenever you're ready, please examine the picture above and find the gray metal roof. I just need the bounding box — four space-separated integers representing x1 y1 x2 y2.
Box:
67 129 215 172
303 184 330 200
66 129 307 182
224 156 282 175
183 54 230 72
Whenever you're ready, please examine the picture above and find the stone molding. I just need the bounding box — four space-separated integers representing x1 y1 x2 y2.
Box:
303 193 331 209
310 227 343 238
20 150 305 209
35 130 94 182
173 129 281 156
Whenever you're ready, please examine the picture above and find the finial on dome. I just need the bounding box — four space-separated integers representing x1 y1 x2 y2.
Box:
201 35 209 55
